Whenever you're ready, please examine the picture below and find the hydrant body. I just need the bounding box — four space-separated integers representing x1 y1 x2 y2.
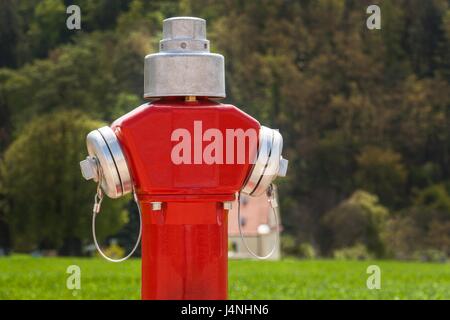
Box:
80 17 288 300
112 98 259 299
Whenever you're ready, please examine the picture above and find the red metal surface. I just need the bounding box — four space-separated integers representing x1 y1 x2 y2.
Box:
111 97 260 299
140 201 228 299
112 97 260 199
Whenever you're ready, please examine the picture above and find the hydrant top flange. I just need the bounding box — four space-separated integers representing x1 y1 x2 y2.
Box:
144 17 225 99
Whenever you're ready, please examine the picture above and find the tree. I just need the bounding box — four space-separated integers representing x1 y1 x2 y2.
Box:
27 0 67 59
1 111 128 252
0 0 21 68
0 28 154 132
322 190 389 257
384 184 450 259
354 146 407 208
0 0 449 258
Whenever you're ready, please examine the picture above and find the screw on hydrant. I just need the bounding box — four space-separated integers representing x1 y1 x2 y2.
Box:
79 156 98 181
223 201 233 210
151 202 162 211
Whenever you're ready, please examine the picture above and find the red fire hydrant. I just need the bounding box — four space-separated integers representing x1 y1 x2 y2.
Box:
80 17 288 300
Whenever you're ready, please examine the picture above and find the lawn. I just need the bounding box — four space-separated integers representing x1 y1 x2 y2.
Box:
0 255 448 299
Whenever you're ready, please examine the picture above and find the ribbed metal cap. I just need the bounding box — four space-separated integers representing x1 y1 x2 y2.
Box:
242 127 288 196
144 17 225 99
81 126 132 199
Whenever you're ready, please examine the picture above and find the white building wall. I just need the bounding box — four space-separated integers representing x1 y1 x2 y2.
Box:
228 232 281 260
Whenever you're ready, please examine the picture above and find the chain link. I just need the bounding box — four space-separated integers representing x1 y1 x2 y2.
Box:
90 157 142 263
237 183 280 260
93 158 104 214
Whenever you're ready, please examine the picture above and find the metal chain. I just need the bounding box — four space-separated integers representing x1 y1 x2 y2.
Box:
237 184 280 260
91 158 142 263
93 166 104 214
91 159 277 261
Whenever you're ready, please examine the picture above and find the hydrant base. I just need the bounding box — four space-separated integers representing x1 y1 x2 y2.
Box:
141 201 228 300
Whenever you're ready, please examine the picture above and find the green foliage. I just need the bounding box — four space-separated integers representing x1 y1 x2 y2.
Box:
0 30 153 142
414 184 450 212
383 216 422 259
281 235 316 259
0 111 128 251
209 0 450 257
101 242 125 260
28 0 66 58
280 234 297 257
0 0 21 68
0 0 449 258
323 190 389 258
413 249 447 263
384 184 450 259
74 0 132 31
354 146 407 208
333 244 372 260
297 243 316 259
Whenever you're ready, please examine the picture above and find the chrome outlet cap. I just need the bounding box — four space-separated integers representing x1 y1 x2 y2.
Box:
144 16 225 99
242 126 288 196
80 126 132 199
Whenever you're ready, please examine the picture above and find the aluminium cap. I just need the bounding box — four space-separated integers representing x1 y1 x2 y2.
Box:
242 127 288 196
81 126 132 199
144 17 225 99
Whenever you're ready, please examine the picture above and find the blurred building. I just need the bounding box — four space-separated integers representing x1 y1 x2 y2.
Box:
228 187 281 260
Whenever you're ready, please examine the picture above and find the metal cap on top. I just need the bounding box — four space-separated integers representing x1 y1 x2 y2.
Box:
144 17 225 99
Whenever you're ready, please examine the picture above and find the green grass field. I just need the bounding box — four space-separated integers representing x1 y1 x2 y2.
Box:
0 255 448 299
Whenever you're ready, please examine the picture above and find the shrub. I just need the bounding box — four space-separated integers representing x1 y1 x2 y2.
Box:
383 185 450 260
412 249 447 263
354 146 407 208
101 242 125 260
1 111 128 252
333 244 372 260
280 234 297 257
322 190 389 258
298 243 316 259
382 215 422 259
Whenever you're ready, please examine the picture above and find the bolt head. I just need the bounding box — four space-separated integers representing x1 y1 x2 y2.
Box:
278 157 288 177
80 157 98 181
151 202 162 211
223 201 233 210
